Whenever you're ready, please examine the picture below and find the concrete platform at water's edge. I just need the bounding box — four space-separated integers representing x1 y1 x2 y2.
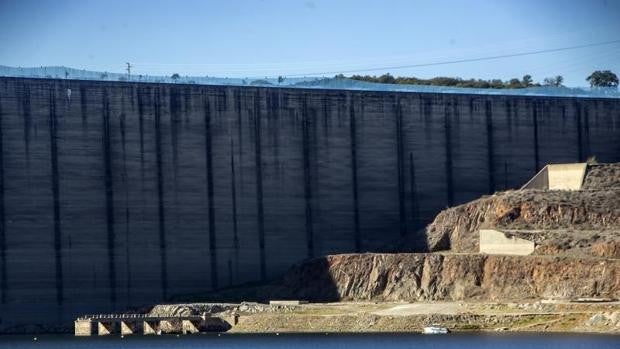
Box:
74 313 238 336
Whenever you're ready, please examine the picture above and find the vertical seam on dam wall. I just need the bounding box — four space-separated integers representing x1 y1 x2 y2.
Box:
49 89 63 305
576 101 583 161
583 105 591 159
137 88 146 174
409 152 418 231
444 104 454 207
349 100 361 252
170 89 180 176
154 88 168 299
302 94 314 258
485 100 495 193
137 87 147 250
0 96 5 304
204 96 218 290
119 110 132 305
102 89 117 306
80 86 88 131
323 96 330 137
532 100 540 172
20 84 31 169
170 89 180 213
395 97 406 237
505 100 511 128
235 89 243 169
230 138 239 284
254 91 266 281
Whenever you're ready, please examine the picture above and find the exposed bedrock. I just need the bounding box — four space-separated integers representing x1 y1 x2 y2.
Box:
279 253 620 302
425 188 620 253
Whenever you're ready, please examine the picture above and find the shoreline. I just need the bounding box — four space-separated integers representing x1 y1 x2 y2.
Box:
3 301 620 335
227 301 620 335
18 300 608 336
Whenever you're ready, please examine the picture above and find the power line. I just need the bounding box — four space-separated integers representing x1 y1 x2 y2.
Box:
282 39 620 78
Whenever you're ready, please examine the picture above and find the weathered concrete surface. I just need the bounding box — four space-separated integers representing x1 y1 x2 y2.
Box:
0 77 619 330
522 163 587 190
547 163 587 190
479 229 535 255
74 319 93 336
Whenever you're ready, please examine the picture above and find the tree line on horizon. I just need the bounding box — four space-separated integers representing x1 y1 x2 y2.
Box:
336 70 618 89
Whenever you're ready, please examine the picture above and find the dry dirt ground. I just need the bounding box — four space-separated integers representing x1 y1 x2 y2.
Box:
226 300 620 333
149 300 620 333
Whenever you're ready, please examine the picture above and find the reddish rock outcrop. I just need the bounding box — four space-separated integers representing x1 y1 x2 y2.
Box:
425 189 620 253
280 253 620 302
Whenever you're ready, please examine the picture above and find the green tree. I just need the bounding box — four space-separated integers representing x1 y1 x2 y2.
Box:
543 75 563 87
586 70 618 88
171 73 180 82
507 78 523 88
378 73 396 84
521 74 533 87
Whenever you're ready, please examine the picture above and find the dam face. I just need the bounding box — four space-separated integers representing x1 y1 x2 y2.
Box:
0 77 618 329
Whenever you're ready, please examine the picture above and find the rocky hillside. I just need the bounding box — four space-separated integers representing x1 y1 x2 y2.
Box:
425 189 620 253
277 253 619 302
162 163 620 310
267 164 620 303
582 163 620 190
425 163 620 255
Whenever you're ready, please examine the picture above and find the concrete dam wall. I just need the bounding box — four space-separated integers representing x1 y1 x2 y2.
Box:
0 77 618 329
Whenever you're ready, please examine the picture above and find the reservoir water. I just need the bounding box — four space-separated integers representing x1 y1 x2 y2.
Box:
0 333 617 349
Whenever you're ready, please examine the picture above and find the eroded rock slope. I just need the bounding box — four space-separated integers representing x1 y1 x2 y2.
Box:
425 163 620 256
279 253 619 301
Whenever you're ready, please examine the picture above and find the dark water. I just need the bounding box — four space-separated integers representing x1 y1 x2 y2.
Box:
0 333 617 349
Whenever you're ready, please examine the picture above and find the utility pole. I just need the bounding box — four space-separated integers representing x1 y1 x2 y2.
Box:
126 62 132 80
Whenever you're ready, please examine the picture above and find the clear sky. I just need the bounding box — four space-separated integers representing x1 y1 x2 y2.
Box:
1 0 619 86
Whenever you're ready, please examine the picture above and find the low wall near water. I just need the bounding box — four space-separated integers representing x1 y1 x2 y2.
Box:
0 77 618 329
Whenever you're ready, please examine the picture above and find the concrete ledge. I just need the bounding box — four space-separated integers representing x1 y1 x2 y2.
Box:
97 322 117 336
548 163 587 190
521 163 587 190
74 320 94 336
479 229 534 255
121 321 142 335
269 300 308 306
143 321 160 335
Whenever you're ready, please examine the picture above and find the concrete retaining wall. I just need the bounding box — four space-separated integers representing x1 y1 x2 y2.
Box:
479 229 535 255
0 77 618 329
522 163 588 190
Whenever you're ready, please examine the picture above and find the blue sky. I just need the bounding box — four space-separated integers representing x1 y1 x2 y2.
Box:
1 0 619 86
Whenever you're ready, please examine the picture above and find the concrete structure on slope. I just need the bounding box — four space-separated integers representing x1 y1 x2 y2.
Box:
0 77 619 330
521 163 588 190
479 229 535 255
